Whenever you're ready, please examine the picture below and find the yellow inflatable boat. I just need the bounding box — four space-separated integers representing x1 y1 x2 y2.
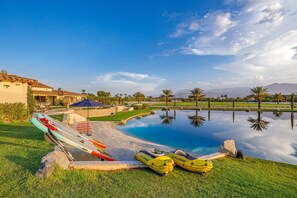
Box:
135 150 174 176
156 149 213 174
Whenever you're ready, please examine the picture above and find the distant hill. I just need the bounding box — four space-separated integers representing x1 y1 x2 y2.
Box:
174 83 297 98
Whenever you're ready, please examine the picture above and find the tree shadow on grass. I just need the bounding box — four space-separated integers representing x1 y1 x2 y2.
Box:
5 147 51 174
0 123 44 141
5 155 40 174
0 140 41 149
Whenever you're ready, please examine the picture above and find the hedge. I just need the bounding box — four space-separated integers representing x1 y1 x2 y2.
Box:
0 103 29 121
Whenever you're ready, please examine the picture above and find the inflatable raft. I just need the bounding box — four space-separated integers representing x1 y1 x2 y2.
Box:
154 149 213 174
135 150 174 176
31 117 114 161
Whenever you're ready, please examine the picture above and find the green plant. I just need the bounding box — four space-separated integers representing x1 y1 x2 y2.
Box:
133 92 145 104
27 87 35 115
142 103 150 110
161 89 174 107
189 88 205 108
0 103 29 121
250 86 269 110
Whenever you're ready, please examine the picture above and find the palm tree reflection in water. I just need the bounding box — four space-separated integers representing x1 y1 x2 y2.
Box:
159 109 174 125
291 112 294 130
188 109 206 128
247 111 270 131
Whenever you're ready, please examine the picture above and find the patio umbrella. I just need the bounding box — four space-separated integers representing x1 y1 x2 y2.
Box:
70 99 104 135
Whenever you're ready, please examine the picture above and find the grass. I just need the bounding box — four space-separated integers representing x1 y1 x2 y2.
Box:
49 114 64 122
0 121 297 197
89 109 152 121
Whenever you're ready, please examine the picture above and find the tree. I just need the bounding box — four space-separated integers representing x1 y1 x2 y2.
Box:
291 93 294 110
133 92 145 104
250 86 269 110
161 89 174 107
274 93 283 104
189 88 205 108
27 87 35 115
58 87 62 91
1 69 8 74
81 89 86 94
147 96 154 104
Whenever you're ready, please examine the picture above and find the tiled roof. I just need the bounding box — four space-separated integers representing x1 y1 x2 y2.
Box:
32 82 53 89
32 90 84 96
0 74 37 84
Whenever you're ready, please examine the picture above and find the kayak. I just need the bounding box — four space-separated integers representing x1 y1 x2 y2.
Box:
162 149 213 174
135 150 174 176
31 117 114 161
39 114 106 149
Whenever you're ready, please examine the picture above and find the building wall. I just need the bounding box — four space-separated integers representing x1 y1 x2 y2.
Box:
0 81 28 104
74 106 127 118
31 87 53 92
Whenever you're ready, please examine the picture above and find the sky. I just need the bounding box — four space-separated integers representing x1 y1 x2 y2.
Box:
1 0 297 96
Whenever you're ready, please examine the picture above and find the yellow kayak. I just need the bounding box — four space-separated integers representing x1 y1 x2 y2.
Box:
135 151 174 176
157 149 213 174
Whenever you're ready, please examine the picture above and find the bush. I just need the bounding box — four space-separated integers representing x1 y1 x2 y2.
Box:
132 104 142 110
142 103 150 110
132 103 150 110
0 103 29 121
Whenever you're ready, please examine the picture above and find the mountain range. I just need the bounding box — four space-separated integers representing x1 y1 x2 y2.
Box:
174 83 297 98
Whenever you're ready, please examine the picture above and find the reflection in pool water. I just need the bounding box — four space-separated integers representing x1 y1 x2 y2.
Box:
118 110 297 165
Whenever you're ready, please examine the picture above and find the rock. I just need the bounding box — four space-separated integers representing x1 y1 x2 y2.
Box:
236 150 245 160
35 158 56 178
218 140 237 158
35 150 70 178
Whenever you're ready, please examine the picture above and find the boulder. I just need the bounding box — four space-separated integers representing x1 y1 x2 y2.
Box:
218 140 237 158
35 150 70 178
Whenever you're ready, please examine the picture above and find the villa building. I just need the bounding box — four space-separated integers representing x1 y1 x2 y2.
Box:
0 73 84 106
0 74 37 104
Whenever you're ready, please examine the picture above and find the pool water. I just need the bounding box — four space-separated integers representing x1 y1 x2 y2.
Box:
118 110 297 165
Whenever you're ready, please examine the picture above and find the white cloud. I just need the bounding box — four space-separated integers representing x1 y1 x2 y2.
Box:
92 72 166 94
169 0 297 87
170 20 200 38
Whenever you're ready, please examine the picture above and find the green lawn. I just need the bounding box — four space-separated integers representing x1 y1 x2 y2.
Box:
89 109 152 121
49 114 64 122
152 101 293 109
1 121 297 197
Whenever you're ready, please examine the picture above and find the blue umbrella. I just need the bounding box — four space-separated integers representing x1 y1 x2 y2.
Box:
71 99 105 135
70 99 105 108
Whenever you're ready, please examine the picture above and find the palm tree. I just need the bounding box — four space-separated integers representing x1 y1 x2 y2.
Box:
188 110 206 127
81 89 86 94
250 86 269 110
147 96 154 104
161 89 174 107
247 112 270 131
274 93 283 104
133 92 145 104
159 109 174 125
189 88 205 108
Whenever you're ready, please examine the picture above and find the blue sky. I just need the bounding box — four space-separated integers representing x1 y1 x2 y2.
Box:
1 0 297 95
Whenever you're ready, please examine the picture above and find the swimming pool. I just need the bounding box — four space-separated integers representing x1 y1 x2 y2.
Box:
118 110 297 165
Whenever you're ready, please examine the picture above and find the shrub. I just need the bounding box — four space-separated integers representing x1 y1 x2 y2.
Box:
132 103 150 110
142 103 150 110
132 104 142 110
0 103 29 121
